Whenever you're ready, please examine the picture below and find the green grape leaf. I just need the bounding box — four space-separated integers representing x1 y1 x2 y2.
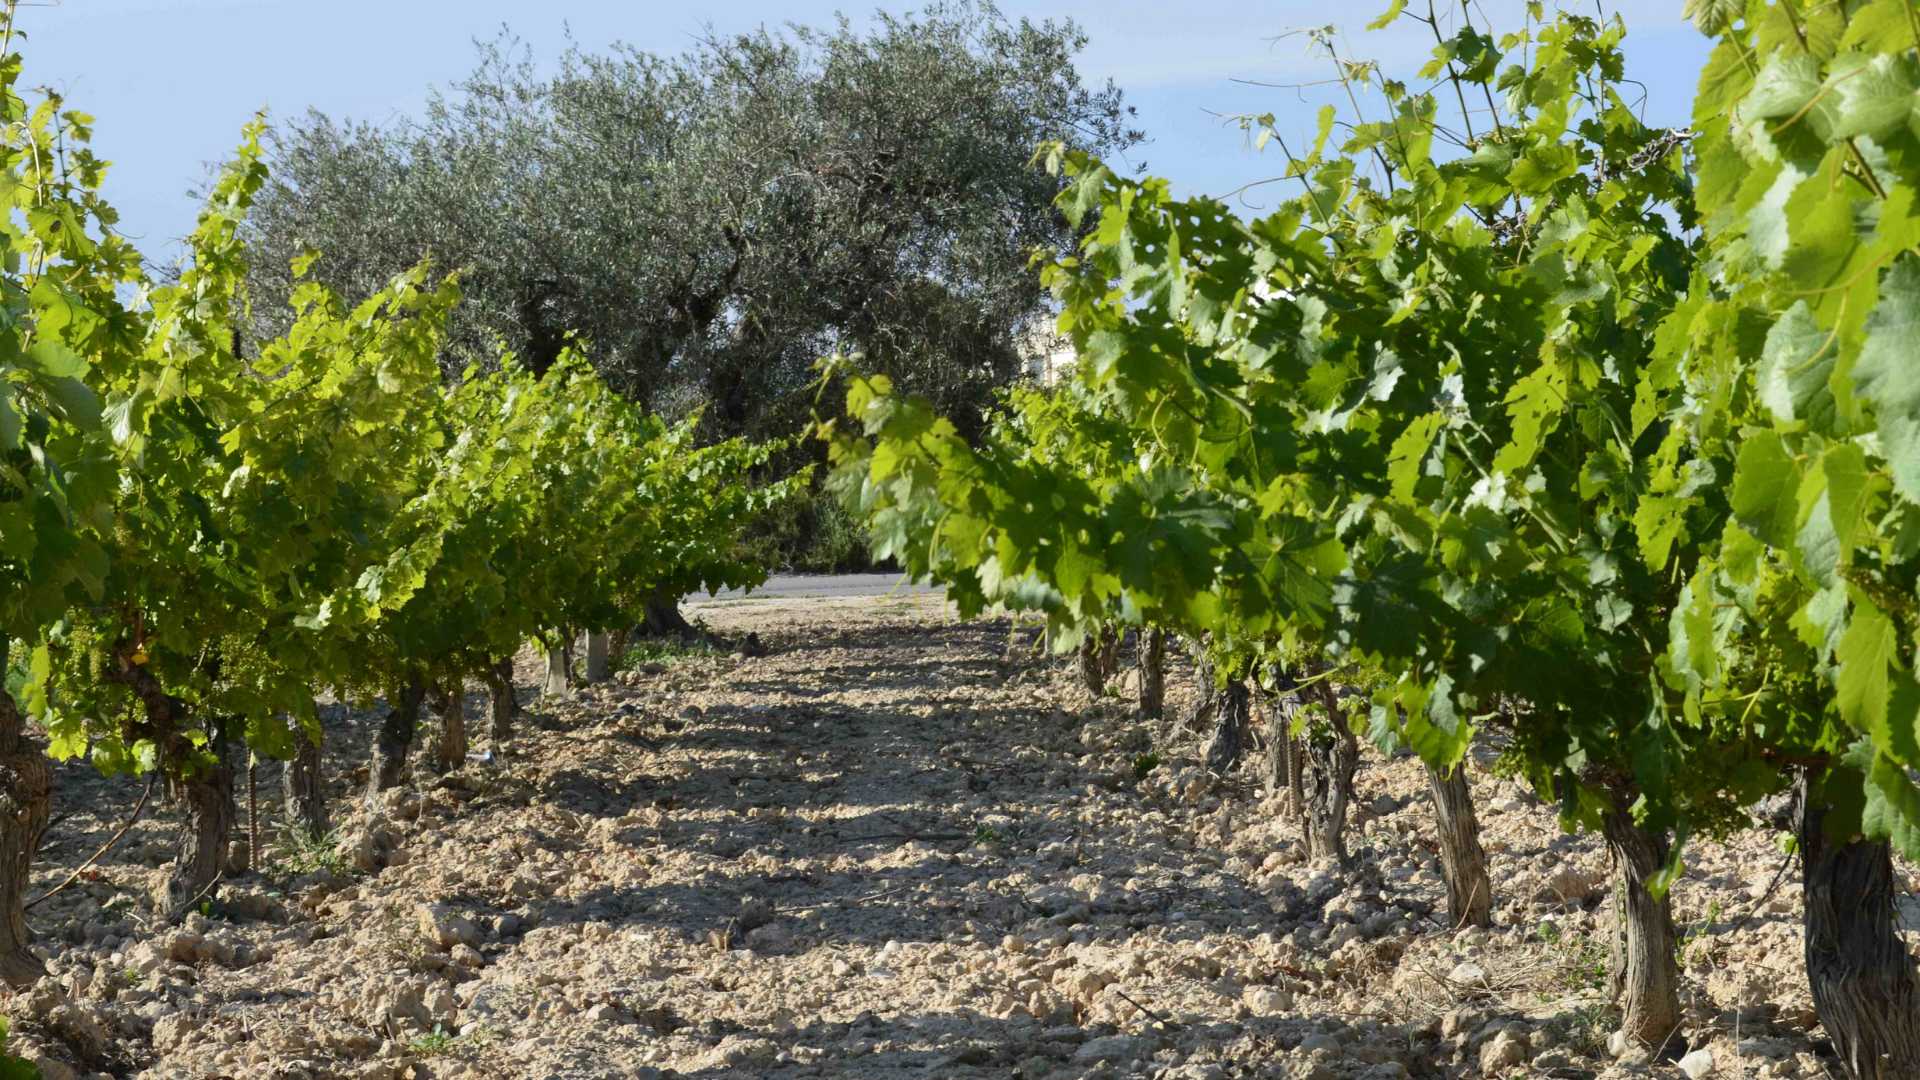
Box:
1740 54 1824 124
1367 0 1406 31
1682 0 1740 34
41 376 101 429
1387 413 1442 502
1851 741 1920 859
1825 53 1920 142
1731 432 1800 547
0 388 18 450
1852 258 1920 501
1836 599 1897 752
24 340 87 378
1823 442 1873 552
1757 302 1835 426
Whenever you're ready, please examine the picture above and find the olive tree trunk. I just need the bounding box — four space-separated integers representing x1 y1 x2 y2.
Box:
367 679 426 803
1426 760 1492 929
282 718 327 838
1139 628 1165 719
1601 804 1682 1051
583 632 612 684
429 681 467 773
641 596 695 640
1300 683 1359 864
1798 782 1920 1079
485 657 517 744
1205 679 1250 774
0 637 49 987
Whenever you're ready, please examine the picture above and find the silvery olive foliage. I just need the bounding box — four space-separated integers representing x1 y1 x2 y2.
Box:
242 1 1142 441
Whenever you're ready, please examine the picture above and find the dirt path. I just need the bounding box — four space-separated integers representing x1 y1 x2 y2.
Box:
1 594 1857 1078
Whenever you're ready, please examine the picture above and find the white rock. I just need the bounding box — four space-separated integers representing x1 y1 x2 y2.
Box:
416 903 481 951
1678 1048 1716 1078
1479 1030 1527 1073
1243 986 1292 1015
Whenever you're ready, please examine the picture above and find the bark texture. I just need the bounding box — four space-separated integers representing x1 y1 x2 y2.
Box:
1425 760 1492 929
1139 628 1166 719
1077 629 1120 696
1798 784 1920 1080
1601 805 1682 1051
1186 644 1218 734
1263 667 1305 813
1204 679 1250 775
367 680 426 802
0 642 49 987
1300 683 1359 864
163 756 235 918
282 721 327 838
485 657 518 744
429 682 467 773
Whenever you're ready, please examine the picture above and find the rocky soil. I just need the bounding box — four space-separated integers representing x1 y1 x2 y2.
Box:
2 590 1907 1079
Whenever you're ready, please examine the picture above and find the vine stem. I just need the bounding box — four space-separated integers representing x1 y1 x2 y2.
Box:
26 774 155 911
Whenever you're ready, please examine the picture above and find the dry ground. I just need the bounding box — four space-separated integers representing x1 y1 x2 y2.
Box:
0 591 1895 1079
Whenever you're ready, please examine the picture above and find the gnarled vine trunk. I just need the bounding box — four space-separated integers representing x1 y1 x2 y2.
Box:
1139 628 1165 719
1187 643 1217 734
1263 667 1306 815
1601 803 1682 1051
282 718 327 838
1425 760 1492 928
1300 683 1359 864
164 755 236 918
1205 679 1249 774
0 637 49 987
429 681 467 773
485 657 517 744
103 643 233 920
1798 781 1920 1080
1077 629 1120 696
367 679 426 803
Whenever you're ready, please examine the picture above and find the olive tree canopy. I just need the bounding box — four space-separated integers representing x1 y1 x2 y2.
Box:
244 1 1142 440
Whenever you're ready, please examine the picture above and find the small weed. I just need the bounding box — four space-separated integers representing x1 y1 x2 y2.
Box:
1131 752 1162 780
269 824 348 878
1534 919 1608 993
617 640 724 671
407 1025 457 1056
973 825 1001 845
1681 899 1727 967
1557 1002 1613 1057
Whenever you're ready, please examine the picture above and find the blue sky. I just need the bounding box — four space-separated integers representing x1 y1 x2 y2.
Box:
28 0 1712 260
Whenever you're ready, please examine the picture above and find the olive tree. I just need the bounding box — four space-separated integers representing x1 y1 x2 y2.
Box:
243 0 1141 442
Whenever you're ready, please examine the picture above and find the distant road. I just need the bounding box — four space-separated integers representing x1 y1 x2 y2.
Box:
693 572 942 602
